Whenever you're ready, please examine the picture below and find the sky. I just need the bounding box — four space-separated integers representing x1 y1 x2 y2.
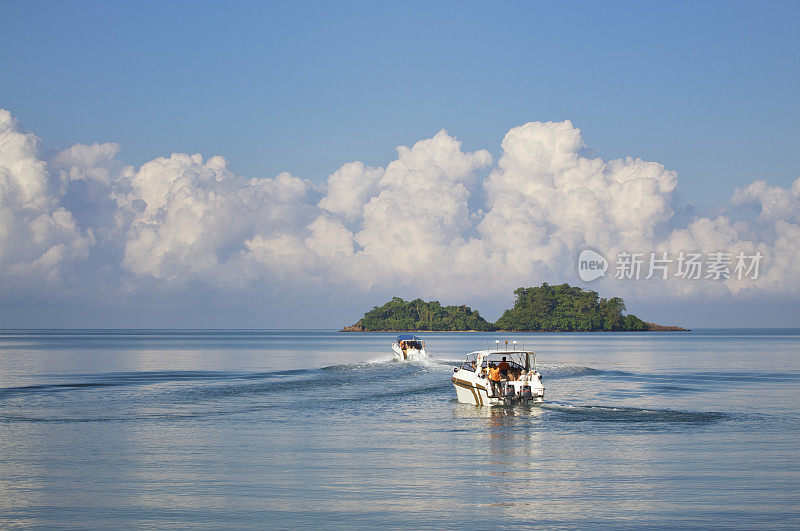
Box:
0 0 798 328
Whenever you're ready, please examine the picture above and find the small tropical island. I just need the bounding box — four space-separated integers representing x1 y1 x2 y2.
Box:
341 283 688 332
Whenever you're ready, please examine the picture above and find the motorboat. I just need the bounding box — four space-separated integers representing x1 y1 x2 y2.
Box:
452 341 544 406
392 334 426 361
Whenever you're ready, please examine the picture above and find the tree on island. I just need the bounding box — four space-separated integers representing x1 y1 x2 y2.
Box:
494 283 647 331
356 297 496 331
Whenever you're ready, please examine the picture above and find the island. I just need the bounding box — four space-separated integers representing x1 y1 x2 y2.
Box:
344 297 496 332
342 283 689 332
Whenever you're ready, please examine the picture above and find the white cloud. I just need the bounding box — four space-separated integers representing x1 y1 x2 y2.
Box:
1 108 798 307
732 177 800 224
318 161 383 222
0 109 95 285
118 152 315 282
348 130 492 290
51 142 120 188
475 121 679 294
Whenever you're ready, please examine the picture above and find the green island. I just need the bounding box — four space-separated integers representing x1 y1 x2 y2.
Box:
342 283 687 332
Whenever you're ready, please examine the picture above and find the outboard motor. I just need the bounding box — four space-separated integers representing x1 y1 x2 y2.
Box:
504 384 515 398
521 386 532 400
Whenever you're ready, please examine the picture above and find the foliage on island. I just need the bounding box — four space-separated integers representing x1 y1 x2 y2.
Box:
355 297 496 331
348 283 654 332
495 283 647 331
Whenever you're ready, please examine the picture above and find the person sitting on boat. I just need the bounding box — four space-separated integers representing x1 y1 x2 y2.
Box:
488 364 503 397
498 357 511 378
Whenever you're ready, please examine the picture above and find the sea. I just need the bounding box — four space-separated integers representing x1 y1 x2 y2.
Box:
0 329 798 529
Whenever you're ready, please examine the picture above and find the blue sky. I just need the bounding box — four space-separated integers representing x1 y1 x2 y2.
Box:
0 1 798 327
4 1 798 202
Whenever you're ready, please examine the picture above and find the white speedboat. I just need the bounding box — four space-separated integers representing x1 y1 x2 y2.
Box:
392 334 426 361
452 343 544 406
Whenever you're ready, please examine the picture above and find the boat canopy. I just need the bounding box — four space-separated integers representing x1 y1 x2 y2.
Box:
396 334 423 341
475 351 534 372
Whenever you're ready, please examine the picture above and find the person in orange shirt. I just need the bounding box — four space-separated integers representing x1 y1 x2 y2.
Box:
497 356 511 378
487 363 503 397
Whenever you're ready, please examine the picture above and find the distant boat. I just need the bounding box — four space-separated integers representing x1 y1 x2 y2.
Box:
452 342 544 406
392 334 426 361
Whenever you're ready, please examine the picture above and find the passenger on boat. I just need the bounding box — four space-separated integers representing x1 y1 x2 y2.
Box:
488 364 503 397
498 356 510 378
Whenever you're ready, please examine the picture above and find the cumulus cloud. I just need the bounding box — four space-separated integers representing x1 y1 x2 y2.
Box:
0 108 798 306
476 121 679 293
318 161 383 222
733 178 800 224
51 142 121 188
347 130 492 289
118 153 315 283
0 110 95 284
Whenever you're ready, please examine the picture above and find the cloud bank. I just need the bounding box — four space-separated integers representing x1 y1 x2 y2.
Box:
1 108 798 321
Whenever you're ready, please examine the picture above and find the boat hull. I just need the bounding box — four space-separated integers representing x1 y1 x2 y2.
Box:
452 375 493 406
452 370 544 406
392 343 425 361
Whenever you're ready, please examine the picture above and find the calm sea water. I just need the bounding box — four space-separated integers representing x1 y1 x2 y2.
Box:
0 329 798 529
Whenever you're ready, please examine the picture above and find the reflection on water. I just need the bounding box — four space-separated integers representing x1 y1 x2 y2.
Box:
0 329 798 528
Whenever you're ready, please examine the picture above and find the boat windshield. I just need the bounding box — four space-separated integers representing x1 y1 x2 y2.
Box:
459 353 478 372
480 352 531 371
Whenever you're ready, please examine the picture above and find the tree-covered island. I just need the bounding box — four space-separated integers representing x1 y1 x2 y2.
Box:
495 284 647 331
342 283 687 332
345 297 496 332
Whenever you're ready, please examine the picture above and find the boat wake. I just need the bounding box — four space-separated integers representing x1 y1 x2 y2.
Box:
0 360 766 430
538 401 729 426
536 364 604 379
